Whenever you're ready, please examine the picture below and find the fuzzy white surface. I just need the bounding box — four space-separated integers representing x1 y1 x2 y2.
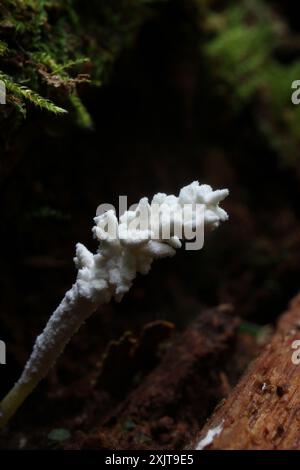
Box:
75 181 229 303
19 181 228 384
196 421 224 450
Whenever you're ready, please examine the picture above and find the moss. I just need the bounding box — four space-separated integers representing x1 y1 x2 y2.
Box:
200 0 300 166
1 0 300 167
0 0 162 126
0 72 67 115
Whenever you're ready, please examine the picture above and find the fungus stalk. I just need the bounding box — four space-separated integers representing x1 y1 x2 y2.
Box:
0 181 229 428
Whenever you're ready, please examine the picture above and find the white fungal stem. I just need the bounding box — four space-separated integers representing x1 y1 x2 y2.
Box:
0 181 229 428
0 285 96 428
20 284 97 385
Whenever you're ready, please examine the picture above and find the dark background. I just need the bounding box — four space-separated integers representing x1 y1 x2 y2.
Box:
1 0 300 449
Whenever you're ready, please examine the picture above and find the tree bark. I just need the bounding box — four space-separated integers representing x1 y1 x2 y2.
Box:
190 293 300 450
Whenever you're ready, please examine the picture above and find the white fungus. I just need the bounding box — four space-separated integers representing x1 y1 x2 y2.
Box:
76 181 229 303
196 420 225 450
18 181 229 385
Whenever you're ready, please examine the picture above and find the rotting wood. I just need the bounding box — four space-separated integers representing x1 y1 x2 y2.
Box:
190 293 300 450
78 305 242 449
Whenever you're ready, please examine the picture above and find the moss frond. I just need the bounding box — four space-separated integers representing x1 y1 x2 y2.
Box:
69 92 93 129
0 73 67 114
0 0 161 125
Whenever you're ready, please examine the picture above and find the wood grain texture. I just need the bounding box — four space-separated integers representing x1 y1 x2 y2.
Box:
191 294 300 450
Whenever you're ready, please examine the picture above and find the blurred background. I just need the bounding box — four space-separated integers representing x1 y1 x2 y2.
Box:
1 0 300 449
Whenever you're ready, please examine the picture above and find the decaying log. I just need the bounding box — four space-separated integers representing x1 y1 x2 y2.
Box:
191 293 300 450
78 305 244 449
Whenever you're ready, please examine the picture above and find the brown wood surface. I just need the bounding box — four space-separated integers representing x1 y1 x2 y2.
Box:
191 294 300 450
77 305 243 449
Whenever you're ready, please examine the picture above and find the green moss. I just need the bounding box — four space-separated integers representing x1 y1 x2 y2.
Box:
47 428 71 442
0 72 67 115
0 0 161 125
201 0 300 165
69 91 93 129
2 0 299 166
